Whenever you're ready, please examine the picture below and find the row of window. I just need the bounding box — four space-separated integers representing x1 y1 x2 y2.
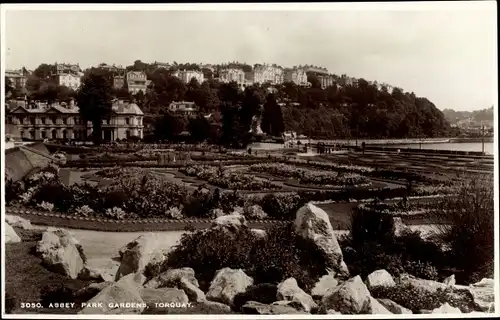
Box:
7 116 142 126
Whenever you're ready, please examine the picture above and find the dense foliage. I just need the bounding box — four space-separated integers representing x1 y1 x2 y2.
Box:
155 223 328 292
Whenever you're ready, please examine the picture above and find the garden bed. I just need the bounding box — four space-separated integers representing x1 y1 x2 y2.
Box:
249 163 371 188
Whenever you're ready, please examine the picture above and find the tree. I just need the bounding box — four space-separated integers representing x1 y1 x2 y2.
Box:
154 112 187 141
5 78 13 96
188 115 211 143
76 69 114 145
261 93 285 137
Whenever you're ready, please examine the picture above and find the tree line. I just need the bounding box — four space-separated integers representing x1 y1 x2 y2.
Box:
6 62 454 145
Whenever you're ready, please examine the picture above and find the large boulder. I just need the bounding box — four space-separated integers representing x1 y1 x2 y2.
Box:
377 299 412 314
179 277 206 302
242 301 308 314
6 214 33 230
35 229 85 279
276 278 317 312
295 202 349 277
79 273 146 314
212 212 248 230
140 287 189 306
468 278 495 312
115 234 170 281
144 267 199 289
5 223 21 243
206 268 253 306
363 297 392 314
431 302 462 314
365 269 396 290
321 275 371 314
311 273 338 299
443 274 456 286
79 258 120 282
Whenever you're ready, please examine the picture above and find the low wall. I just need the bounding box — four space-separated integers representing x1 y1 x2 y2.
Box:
4 143 53 182
365 146 489 157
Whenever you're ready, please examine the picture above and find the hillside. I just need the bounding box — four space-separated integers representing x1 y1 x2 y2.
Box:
442 107 494 124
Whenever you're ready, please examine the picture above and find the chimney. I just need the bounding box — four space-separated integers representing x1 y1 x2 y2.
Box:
69 99 75 108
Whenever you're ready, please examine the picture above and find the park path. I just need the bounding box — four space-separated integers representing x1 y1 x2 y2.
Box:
32 224 440 261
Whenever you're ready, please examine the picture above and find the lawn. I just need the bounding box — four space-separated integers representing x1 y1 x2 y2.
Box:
4 228 94 314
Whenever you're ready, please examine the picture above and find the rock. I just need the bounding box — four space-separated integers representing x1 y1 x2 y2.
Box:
144 267 199 289
35 229 84 279
140 287 189 306
115 234 170 281
326 309 342 314
79 273 146 314
469 278 495 312
398 273 447 294
431 302 462 314
377 299 412 314
277 278 317 312
242 301 308 314
443 274 456 286
6 215 33 230
198 300 232 313
75 282 112 300
295 203 349 277
321 275 371 314
364 297 392 314
206 268 253 306
179 277 206 302
5 223 21 243
212 212 248 230
366 269 396 290
393 217 411 237
78 258 120 282
250 229 266 238
311 274 338 299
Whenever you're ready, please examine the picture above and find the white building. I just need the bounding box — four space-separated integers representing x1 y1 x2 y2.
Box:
172 70 205 84
284 68 308 86
126 71 148 94
53 73 82 90
253 65 284 85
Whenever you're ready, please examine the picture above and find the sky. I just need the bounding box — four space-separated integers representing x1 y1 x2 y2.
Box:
1 2 497 112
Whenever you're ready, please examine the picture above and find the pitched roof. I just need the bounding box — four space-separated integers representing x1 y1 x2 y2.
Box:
112 102 144 115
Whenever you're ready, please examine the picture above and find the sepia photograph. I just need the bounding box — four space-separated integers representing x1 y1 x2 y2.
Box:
1 2 497 318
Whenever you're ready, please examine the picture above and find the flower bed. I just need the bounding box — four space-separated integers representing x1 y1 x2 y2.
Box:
179 165 281 191
250 163 370 187
355 201 440 219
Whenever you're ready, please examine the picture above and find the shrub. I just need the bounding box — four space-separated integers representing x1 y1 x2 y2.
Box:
161 223 327 292
165 206 184 219
259 193 305 220
435 174 494 284
403 261 439 281
163 227 257 291
5 179 24 204
350 203 395 246
105 207 127 220
30 182 75 212
244 204 268 220
370 284 476 313
232 283 278 312
74 205 94 217
38 201 55 212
